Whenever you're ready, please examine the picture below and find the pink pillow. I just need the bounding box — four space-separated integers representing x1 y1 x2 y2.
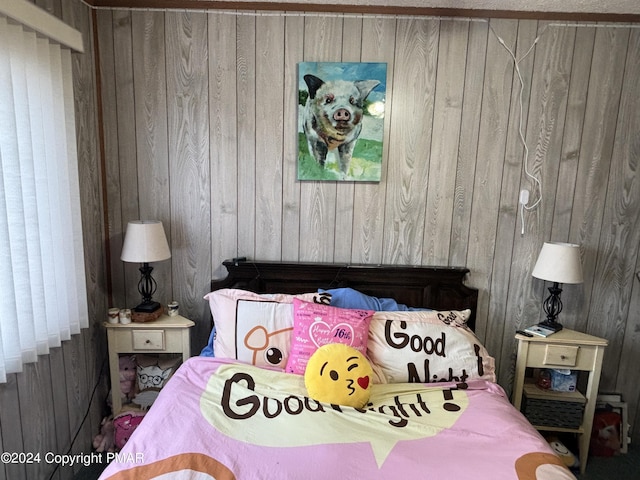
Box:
285 298 374 375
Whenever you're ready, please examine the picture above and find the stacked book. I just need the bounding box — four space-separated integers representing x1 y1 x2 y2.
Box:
523 324 557 337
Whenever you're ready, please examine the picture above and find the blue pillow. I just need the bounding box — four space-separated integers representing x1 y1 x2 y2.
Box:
200 327 216 357
319 288 430 312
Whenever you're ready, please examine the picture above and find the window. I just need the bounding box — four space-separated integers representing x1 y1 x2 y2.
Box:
0 0 87 382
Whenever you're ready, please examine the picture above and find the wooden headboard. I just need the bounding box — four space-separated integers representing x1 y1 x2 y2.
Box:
211 260 478 330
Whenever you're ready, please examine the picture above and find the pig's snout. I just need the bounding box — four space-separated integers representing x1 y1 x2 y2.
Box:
334 109 351 122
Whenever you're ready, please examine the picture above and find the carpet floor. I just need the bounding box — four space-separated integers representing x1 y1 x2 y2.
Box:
576 444 639 480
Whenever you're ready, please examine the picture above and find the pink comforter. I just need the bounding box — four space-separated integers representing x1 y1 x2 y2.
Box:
99 357 575 480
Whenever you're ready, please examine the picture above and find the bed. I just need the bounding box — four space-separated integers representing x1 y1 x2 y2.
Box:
99 260 576 480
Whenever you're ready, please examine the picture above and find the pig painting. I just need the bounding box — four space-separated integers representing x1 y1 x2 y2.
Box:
298 62 386 181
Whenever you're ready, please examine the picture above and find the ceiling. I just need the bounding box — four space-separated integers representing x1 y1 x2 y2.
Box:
229 0 639 15
87 0 640 20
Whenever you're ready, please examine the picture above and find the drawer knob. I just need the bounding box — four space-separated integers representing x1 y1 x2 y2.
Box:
132 330 165 350
561 355 566 360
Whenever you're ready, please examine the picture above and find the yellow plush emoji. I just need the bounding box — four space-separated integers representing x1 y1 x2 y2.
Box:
546 436 579 468
304 343 373 409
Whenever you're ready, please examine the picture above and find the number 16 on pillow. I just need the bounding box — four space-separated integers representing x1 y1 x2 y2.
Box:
285 299 374 375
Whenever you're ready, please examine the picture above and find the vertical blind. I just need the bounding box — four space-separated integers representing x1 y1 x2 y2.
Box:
0 3 87 383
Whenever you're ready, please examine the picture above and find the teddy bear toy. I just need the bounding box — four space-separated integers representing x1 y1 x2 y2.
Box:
93 416 115 453
119 355 136 403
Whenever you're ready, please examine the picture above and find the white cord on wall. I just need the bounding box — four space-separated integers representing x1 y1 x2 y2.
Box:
488 23 547 235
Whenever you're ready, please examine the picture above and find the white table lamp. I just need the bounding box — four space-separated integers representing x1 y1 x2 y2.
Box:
121 220 171 313
532 242 583 331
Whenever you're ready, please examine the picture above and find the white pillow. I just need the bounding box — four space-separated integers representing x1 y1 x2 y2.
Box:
204 288 320 369
367 310 496 384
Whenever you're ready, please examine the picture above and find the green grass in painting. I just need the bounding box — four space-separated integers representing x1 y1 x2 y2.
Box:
298 133 382 182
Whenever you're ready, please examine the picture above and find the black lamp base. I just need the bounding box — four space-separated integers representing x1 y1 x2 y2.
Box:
539 282 564 332
133 300 162 313
134 262 162 313
538 319 563 332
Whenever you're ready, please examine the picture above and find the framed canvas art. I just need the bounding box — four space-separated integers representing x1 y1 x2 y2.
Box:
298 62 387 182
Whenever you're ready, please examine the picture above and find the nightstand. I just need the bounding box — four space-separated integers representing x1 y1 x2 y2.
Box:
512 328 607 474
105 314 195 414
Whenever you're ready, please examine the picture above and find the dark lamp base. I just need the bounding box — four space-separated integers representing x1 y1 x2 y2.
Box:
539 320 563 332
133 301 162 314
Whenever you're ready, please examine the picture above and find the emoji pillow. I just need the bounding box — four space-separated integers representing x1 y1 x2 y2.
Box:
304 343 373 409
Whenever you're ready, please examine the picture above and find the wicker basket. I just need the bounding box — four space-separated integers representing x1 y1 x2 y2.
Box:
132 307 163 323
522 383 585 429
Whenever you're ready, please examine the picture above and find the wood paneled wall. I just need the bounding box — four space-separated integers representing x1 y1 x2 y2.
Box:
96 9 640 442
3 4 639 478
95 8 640 442
0 1 106 479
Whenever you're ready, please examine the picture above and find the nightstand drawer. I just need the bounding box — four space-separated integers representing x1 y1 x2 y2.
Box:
132 330 165 350
523 342 598 370
543 345 579 367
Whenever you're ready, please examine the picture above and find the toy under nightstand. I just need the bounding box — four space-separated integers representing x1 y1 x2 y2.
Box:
512 328 607 474
105 314 195 414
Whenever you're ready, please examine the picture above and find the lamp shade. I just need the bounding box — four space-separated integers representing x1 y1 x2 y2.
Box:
121 220 171 263
532 242 583 284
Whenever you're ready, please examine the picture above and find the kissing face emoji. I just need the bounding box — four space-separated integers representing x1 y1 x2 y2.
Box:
304 343 373 409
